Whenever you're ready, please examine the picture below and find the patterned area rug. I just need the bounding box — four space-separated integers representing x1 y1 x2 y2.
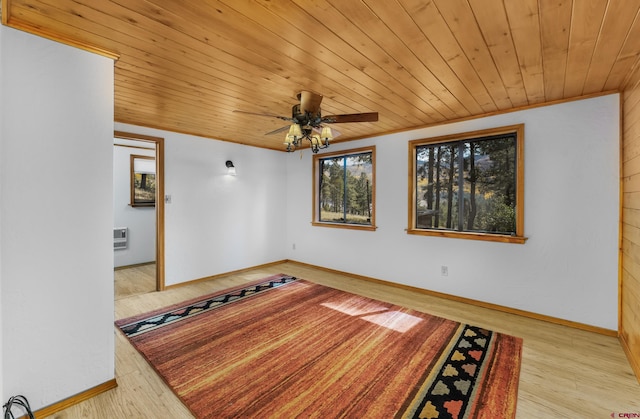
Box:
116 274 522 418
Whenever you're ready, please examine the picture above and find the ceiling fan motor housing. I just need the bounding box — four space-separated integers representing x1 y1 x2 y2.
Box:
291 104 322 128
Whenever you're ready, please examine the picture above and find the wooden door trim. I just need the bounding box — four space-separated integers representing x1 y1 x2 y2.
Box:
114 131 165 291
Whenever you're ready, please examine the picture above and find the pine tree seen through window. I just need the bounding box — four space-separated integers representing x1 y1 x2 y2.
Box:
408 125 525 243
313 146 376 230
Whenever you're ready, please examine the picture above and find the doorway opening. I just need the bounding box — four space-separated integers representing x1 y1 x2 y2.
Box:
114 131 165 294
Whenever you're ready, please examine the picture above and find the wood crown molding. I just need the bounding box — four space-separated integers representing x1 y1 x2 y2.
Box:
3 13 119 60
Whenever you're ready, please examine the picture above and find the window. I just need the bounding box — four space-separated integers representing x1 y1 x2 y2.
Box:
130 154 156 207
408 125 525 243
313 146 376 230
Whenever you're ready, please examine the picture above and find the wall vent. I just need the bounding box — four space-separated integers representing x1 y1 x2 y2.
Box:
114 227 127 250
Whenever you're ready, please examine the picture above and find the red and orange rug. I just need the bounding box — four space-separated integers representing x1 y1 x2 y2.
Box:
117 274 522 418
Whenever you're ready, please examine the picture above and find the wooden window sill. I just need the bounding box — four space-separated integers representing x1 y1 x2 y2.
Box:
406 228 527 244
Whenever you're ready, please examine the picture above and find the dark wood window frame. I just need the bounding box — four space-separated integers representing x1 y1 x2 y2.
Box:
130 154 156 207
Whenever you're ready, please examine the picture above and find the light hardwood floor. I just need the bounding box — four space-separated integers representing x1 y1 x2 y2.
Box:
114 263 156 300
49 262 640 418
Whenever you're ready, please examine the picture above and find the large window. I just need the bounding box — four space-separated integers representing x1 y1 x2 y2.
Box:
313 146 376 230
408 125 525 243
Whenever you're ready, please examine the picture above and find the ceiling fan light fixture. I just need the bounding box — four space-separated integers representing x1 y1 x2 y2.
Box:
283 123 331 153
284 124 303 152
309 135 320 153
288 123 302 139
321 126 333 141
309 133 330 153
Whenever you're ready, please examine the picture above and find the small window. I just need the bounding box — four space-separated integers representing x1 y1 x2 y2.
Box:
313 146 376 231
408 125 525 243
130 155 156 207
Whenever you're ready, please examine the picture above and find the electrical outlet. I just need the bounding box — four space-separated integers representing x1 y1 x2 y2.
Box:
441 265 448 276
292 243 296 250
164 194 172 204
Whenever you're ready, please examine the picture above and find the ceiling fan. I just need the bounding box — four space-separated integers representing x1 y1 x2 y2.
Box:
234 91 378 152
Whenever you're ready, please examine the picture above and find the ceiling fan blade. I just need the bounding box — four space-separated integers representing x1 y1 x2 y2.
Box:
298 91 323 114
265 125 292 136
233 110 292 122
323 112 379 123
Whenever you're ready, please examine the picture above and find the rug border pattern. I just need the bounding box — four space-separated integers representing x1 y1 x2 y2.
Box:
117 275 297 338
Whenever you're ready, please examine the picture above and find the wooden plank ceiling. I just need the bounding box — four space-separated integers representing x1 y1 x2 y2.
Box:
3 0 640 151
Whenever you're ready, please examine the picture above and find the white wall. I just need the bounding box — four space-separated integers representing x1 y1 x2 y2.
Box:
286 94 620 330
113 141 156 267
0 27 114 410
114 123 289 287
